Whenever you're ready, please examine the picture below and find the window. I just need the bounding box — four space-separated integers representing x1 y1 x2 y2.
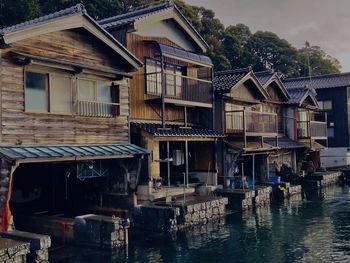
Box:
145 59 162 95
145 58 183 97
25 71 71 113
327 128 335 138
50 75 72 114
77 79 119 117
25 70 118 117
25 72 49 111
319 100 333 110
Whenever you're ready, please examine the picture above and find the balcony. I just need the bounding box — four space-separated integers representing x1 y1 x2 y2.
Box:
297 120 327 140
225 110 278 137
145 72 212 108
76 100 120 118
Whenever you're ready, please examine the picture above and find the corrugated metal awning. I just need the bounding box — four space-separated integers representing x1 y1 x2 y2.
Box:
144 41 212 67
0 144 148 163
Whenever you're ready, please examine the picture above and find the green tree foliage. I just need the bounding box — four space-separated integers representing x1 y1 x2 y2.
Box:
0 0 342 76
296 44 341 77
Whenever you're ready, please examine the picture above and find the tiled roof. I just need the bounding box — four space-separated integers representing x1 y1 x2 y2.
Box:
0 4 85 34
98 1 207 48
214 68 251 93
255 70 275 86
264 137 305 149
284 72 350 90
0 144 149 161
286 87 316 105
99 1 173 29
132 122 225 138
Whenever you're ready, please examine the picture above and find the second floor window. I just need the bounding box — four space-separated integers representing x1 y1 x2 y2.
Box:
25 72 72 114
77 79 119 117
25 71 119 117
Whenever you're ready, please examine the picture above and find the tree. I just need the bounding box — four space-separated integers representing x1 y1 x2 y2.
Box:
296 44 341 77
246 31 299 76
0 0 41 27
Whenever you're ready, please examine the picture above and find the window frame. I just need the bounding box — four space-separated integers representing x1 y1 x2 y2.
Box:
24 69 120 118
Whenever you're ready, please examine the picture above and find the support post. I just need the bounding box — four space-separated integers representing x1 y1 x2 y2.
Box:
252 154 255 191
184 106 187 127
325 111 328 148
185 140 189 187
308 110 312 148
167 141 170 187
160 55 166 129
243 110 247 149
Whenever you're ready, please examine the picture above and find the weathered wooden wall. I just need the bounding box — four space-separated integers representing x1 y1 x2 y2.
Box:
0 29 130 145
126 33 198 123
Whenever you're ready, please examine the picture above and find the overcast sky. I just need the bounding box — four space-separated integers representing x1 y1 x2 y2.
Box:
185 0 350 72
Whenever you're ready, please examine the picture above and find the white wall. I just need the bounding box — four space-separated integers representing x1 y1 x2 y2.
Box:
321 147 350 168
137 19 197 52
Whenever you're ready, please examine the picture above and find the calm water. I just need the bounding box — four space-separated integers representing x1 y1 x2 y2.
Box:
51 186 350 263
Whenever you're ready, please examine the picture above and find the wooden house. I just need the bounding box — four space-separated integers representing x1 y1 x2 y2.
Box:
256 71 327 179
0 4 148 233
214 68 277 187
284 73 350 168
99 1 223 201
214 68 327 188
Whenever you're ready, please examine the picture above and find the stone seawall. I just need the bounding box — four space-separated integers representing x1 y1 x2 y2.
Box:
0 237 30 263
303 171 342 189
133 197 228 232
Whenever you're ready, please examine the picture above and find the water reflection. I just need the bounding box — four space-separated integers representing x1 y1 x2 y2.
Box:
50 186 350 263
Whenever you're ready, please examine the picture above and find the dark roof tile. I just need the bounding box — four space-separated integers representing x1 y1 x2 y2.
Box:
214 68 251 92
0 4 85 34
132 122 225 138
284 72 350 90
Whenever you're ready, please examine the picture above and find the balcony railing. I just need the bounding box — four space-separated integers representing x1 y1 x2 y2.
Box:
76 100 119 118
297 120 327 139
146 72 212 105
225 110 278 136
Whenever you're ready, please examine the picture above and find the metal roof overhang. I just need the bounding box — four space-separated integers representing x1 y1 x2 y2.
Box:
224 139 278 154
0 144 149 164
145 41 213 67
11 51 133 79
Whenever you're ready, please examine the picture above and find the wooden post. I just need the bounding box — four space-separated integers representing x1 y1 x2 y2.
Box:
308 110 312 148
243 110 247 149
325 111 328 148
275 114 279 147
167 141 170 187
160 55 166 129
185 140 189 187
252 154 255 190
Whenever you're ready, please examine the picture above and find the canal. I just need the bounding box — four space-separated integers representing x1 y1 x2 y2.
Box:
51 185 350 263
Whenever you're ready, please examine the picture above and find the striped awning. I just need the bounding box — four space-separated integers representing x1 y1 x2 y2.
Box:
0 144 148 162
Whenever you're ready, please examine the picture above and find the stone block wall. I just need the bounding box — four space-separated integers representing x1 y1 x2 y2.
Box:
133 197 228 232
254 186 272 207
0 237 30 263
73 215 129 249
0 230 51 263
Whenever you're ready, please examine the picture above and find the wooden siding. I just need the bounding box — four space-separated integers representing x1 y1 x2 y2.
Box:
126 33 199 123
0 29 131 145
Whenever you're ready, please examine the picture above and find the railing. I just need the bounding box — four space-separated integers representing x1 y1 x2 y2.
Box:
146 72 212 104
297 120 327 139
76 100 119 118
225 110 278 135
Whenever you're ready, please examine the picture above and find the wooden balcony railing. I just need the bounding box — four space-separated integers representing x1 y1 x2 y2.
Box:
225 110 278 136
297 120 327 139
76 100 119 118
146 72 212 104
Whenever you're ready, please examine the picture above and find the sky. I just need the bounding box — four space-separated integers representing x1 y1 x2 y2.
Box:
185 0 350 72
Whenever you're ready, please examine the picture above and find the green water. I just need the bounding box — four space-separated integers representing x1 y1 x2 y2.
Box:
51 186 350 263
